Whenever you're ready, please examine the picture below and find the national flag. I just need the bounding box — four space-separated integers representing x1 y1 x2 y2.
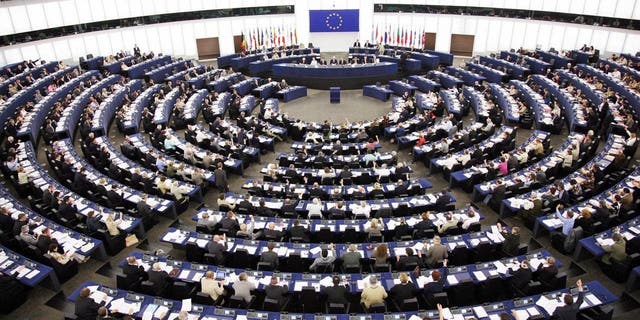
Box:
294 28 298 44
375 25 379 44
409 29 413 48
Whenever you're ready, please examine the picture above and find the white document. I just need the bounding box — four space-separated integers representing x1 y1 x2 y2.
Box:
181 298 192 312
473 306 488 318
473 271 487 281
447 275 458 285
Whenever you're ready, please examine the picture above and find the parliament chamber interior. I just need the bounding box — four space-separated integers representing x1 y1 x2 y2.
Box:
1 0 640 319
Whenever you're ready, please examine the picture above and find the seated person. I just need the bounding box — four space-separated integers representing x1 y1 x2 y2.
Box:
424 236 447 268
536 257 558 285
259 241 280 269
265 276 288 307
341 244 363 269
321 275 349 305
123 256 147 281
309 244 337 272
75 287 107 320
232 272 256 303
360 275 388 309
600 233 627 265
201 271 225 302
509 260 532 292
396 247 423 270
389 272 417 305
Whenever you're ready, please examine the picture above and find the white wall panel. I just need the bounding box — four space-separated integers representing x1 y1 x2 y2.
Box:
523 22 538 49
562 26 579 50
82 35 98 57
576 28 594 48
96 33 112 56
44 2 64 29
542 0 558 11
598 0 616 18
549 24 565 50
129 0 144 17
20 45 39 61
26 4 48 31
569 0 586 14
536 23 552 49
149 26 166 54
169 25 184 56
498 20 514 50
109 32 124 55
9 6 31 33
473 18 489 53
486 19 501 52
52 40 72 61
555 0 571 14
584 0 601 16
133 28 149 53
114 0 131 19
181 23 196 58
511 21 527 49
515 0 530 10
451 16 466 34
36 43 56 62
89 0 105 22
67 37 86 60
75 0 92 24
591 29 609 52
623 34 640 54
0 8 14 36
59 0 79 26
103 0 119 20
634 1 640 19
120 30 135 51
615 0 635 19
435 16 452 53
4 48 22 64
606 31 626 53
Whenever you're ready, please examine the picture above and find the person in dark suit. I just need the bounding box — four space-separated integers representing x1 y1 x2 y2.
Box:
58 196 79 223
260 241 279 269
136 195 153 220
498 223 521 256
328 201 346 219
256 200 274 217
147 262 171 295
288 219 309 242
389 272 417 305
394 179 409 197
75 287 106 320
206 234 227 265
434 190 450 211
509 260 533 292
396 247 422 271
12 213 29 236
321 275 349 305
0 268 28 313
86 211 103 234
265 276 288 306
413 212 435 238
236 195 254 212
424 268 446 296
214 162 229 192
123 256 148 281
36 228 63 254
262 222 285 241
536 256 558 286
219 211 240 235
551 279 584 320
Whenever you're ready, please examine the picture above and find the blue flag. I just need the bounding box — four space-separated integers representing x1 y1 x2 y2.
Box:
309 10 359 32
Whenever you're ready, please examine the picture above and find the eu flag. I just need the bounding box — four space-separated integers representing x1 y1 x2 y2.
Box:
309 10 359 32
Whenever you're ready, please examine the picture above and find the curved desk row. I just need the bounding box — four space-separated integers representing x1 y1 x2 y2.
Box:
272 63 398 90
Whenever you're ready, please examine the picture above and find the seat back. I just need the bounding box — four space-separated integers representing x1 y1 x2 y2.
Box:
263 297 280 311
368 302 387 313
401 297 419 311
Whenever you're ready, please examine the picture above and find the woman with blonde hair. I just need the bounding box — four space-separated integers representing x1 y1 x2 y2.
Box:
105 212 121 236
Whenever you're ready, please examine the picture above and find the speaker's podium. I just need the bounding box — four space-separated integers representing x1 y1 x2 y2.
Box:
330 87 340 103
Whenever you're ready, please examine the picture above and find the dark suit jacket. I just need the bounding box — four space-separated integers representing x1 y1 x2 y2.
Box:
75 296 105 320
123 264 147 281
260 251 279 268
552 291 584 320
390 282 417 303
265 284 288 305
147 270 170 292
536 265 558 284
509 267 532 290
322 285 349 304
288 226 309 241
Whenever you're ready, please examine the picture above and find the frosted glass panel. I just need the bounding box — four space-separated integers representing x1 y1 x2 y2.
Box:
114 0 131 19
523 23 538 50
486 19 500 51
498 20 514 50
53 40 72 61
109 32 124 53
623 34 640 54
36 43 56 62
21 45 40 61
562 27 579 49
0 8 14 35
75 0 93 23
536 24 552 49
511 21 526 49
4 48 23 65
569 0 585 14
615 0 634 19
10 6 31 33
26 4 48 31
583 0 600 16
473 18 489 53
67 37 86 59
103 0 120 20
548 24 565 50
129 0 144 17
542 0 558 11
59 0 79 26
89 0 105 22
598 0 616 17
44 2 64 29
575 28 593 48
170 25 184 55
555 0 571 13
606 31 625 53
96 33 112 55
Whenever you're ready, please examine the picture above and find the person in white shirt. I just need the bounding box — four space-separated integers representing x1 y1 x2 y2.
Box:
461 207 481 230
352 200 371 218
201 271 225 302
307 198 323 219
610 68 622 80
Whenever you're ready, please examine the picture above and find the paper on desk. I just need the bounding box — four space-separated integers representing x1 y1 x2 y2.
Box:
24 269 40 279
536 295 562 315
493 261 508 274
181 298 192 312
447 275 458 285
441 307 453 319
513 309 529 320
408 315 423 320
473 306 488 318
258 276 272 286
142 304 158 320
416 276 434 287
527 306 540 316
154 305 169 319
473 271 487 281
530 258 542 270
309 246 322 255
90 290 108 304
412 242 425 252
585 293 602 306
319 276 334 287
